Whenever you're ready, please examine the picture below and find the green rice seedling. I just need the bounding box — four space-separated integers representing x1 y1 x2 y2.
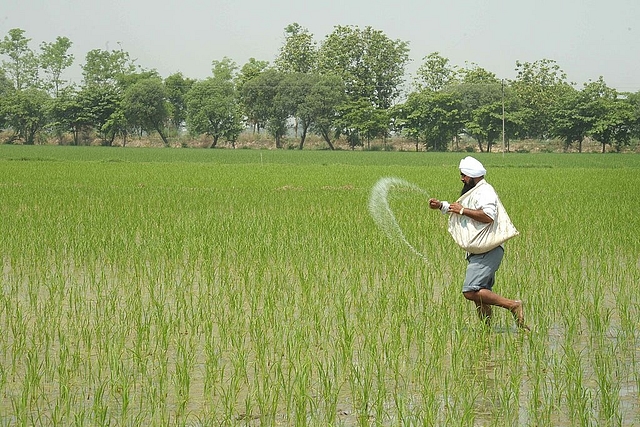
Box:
174 333 195 420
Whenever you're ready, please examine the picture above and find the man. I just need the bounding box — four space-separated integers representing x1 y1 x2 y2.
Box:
428 156 529 331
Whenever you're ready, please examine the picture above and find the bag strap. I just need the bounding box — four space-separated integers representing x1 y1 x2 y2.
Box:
455 179 487 204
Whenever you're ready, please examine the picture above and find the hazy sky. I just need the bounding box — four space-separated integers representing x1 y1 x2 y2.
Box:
3 0 639 92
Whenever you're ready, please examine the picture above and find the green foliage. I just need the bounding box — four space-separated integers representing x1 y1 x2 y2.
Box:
303 74 346 150
76 84 121 145
627 91 640 139
164 72 195 133
185 78 243 147
1 28 640 151
551 77 635 152
239 68 291 148
211 57 238 81
318 25 409 109
445 68 504 151
275 23 317 74
591 97 635 152
0 28 39 91
39 36 74 96
465 102 504 152
48 87 84 144
337 98 389 149
122 77 170 146
510 59 573 139
393 90 464 151
1 87 51 144
81 47 137 88
0 69 13 130
235 57 269 91
414 52 459 92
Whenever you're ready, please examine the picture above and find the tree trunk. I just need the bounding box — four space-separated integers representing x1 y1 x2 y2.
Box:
156 126 169 146
320 129 335 150
298 125 308 150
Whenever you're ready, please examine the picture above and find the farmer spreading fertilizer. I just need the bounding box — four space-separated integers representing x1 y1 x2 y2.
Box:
428 156 529 331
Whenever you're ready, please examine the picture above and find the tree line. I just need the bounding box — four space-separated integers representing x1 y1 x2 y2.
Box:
1 24 639 152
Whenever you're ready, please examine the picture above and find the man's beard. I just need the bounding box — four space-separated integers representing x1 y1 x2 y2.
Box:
461 179 477 196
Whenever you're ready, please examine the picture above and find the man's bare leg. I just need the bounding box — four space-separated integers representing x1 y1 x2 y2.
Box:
464 289 529 330
474 301 492 326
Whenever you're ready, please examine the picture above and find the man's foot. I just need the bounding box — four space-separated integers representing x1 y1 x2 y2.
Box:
511 300 530 331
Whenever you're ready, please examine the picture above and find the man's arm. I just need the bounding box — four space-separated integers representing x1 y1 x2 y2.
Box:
449 202 493 223
430 198 493 223
429 198 450 214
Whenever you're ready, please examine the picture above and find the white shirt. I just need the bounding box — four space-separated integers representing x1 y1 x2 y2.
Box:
440 179 497 220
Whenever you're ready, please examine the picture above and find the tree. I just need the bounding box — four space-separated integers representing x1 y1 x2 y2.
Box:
236 58 270 133
306 74 346 150
76 47 139 145
627 91 640 140
336 99 389 149
49 87 84 144
122 77 170 146
275 23 318 73
81 47 137 88
0 28 39 90
211 57 238 82
465 102 504 152
414 52 459 92
551 77 634 153
591 101 634 152
239 68 292 148
510 59 573 139
278 72 313 147
164 72 195 134
551 85 597 152
293 73 346 149
236 58 269 90
2 87 51 144
447 64 503 151
393 90 464 151
275 72 345 149
317 25 409 110
185 78 243 148
39 36 74 97
76 84 121 145
0 69 13 130
586 80 635 153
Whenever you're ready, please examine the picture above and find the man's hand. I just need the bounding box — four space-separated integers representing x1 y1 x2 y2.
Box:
450 202 464 214
428 198 442 210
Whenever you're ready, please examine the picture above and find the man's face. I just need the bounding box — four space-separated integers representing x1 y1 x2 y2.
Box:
460 173 476 195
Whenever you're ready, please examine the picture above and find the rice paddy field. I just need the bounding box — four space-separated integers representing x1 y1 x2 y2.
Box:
0 145 638 426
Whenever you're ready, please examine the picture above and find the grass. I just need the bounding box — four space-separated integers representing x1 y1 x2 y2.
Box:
0 146 638 426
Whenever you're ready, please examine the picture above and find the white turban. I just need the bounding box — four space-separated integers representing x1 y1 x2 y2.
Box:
459 156 486 178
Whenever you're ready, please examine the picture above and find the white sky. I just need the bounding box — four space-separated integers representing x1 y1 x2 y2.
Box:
2 0 639 92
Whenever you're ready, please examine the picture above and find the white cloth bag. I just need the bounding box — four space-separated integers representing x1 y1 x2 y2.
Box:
447 181 519 254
